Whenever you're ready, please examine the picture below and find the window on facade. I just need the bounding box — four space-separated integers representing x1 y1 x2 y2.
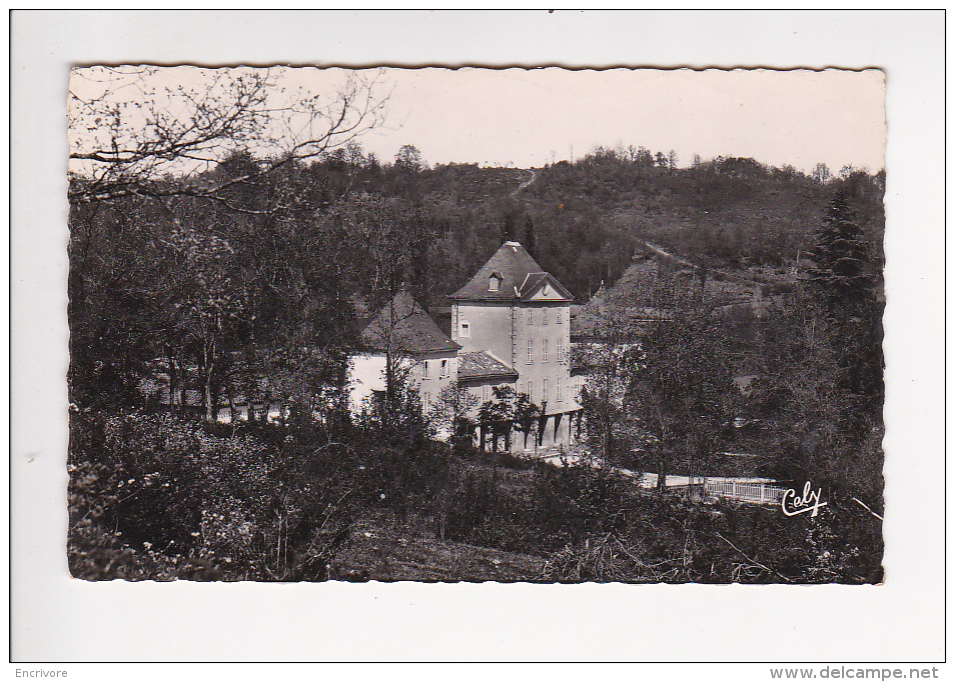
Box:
542 308 548 326
556 307 563 324
440 359 448 378
542 339 548 363
483 385 489 402
461 322 470 338
527 308 534 326
527 380 534 402
557 338 563 363
542 379 548 403
556 379 562 401
526 339 533 364
422 360 430 378
423 392 430 406
489 275 501 292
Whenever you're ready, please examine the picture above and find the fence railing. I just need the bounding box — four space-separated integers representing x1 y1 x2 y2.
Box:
703 479 787 505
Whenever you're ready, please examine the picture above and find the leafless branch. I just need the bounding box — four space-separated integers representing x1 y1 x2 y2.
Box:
68 66 390 208
716 532 792 583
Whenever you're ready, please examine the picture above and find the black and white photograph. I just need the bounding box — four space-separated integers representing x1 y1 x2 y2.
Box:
11 9 945 668
66 65 886 585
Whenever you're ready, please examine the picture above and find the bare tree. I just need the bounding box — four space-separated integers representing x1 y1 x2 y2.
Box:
576 298 643 466
433 382 480 450
627 270 736 495
812 162 832 185
68 66 389 207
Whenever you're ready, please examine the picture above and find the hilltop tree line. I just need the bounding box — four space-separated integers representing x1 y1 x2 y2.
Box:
70 142 884 420
68 144 885 582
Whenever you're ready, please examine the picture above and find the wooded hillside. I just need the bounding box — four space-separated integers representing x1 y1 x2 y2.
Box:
68 140 886 584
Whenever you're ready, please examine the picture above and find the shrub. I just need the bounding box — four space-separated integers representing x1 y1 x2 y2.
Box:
69 410 359 580
540 493 883 584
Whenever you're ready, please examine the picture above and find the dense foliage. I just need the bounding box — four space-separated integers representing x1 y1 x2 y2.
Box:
69 405 883 583
70 146 882 417
68 137 884 582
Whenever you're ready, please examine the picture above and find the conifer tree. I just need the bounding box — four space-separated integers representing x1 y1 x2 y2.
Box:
805 189 883 453
808 190 872 312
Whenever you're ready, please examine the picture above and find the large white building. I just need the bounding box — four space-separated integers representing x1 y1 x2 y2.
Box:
348 241 582 451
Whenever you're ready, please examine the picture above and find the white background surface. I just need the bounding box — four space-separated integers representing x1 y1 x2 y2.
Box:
8 9 946 673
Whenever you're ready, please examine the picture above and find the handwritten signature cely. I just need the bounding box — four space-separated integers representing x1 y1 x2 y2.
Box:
781 481 828 518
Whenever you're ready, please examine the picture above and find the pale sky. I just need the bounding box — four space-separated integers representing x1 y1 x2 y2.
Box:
358 67 885 172
71 65 885 176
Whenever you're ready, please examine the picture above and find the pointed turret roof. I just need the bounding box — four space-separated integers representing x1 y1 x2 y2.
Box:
361 291 460 354
450 241 573 302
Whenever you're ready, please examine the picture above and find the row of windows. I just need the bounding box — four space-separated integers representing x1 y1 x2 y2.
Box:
421 359 450 379
525 307 564 326
525 379 563 403
458 308 564 339
425 376 571 407
476 381 563 404
525 338 566 364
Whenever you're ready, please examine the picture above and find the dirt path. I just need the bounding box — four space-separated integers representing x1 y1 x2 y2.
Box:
510 168 537 197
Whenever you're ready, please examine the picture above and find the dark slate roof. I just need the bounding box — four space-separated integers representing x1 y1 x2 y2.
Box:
457 351 519 382
450 241 573 302
361 291 460 354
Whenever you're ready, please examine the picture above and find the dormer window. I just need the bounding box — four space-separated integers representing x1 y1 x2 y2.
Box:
488 274 502 292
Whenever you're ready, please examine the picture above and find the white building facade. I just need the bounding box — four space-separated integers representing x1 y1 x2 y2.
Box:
449 241 581 449
348 242 582 452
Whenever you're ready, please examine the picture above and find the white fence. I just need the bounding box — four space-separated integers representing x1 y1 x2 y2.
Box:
703 479 786 505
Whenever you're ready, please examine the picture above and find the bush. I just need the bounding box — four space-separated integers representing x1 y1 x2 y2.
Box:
69 410 359 580
68 457 225 580
540 492 883 584
68 408 882 584
68 405 465 580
